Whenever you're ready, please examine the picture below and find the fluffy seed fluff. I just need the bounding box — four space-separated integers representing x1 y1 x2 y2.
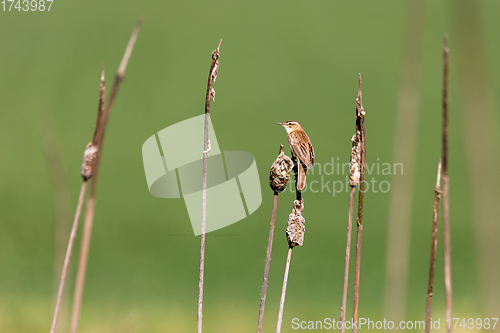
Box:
270 145 294 193
81 143 98 180
286 199 305 247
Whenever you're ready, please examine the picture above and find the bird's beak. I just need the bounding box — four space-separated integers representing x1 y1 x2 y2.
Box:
277 122 283 126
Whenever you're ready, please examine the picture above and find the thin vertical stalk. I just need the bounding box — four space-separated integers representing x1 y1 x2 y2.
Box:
340 186 356 333
276 247 293 333
352 74 365 333
70 19 142 333
198 115 208 333
69 67 106 333
49 181 87 333
274 127 307 332
50 61 107 333
425 159 442 333
257 192 279 333
442 35 453 333
70 195 94 333
198 39 222 333
275 165 304 333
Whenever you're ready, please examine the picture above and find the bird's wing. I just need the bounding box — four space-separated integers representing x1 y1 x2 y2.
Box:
289 130 312 167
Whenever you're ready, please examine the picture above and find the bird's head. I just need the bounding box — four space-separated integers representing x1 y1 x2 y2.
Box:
277 120 302 133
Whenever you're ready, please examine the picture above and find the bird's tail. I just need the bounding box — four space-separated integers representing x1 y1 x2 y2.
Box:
297 162 307 191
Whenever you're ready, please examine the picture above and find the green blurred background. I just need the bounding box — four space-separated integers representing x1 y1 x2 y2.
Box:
1 0 499 332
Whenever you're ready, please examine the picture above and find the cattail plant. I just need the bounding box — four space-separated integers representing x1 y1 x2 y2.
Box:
269 145 294 194
339 75 364 333
276 198 305 333
257 145 293 333
352 74 366 333
441 34 453 333
198 39 222 333
69 19 142 333
425 159 442 333
275 121 314 333
49 66 106 333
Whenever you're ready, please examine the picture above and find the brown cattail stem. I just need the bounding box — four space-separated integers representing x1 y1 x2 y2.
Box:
257 192 278 333
70 19 141 333
352 74 366 333
276 246 293 333
340 185 356 333
259 144 293 332
50 61 107 333
272 119 308 333
275 199 305 333
70 195 95 333
442 34 453 333
49 180 87 333
342 82 365 332
198 39 221 333
425 159 442 333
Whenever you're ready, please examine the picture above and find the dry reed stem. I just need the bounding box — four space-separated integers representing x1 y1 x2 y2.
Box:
92 65 106 146
442 35 453 333
70 195 94 333
340 186 356 333
276 197 305 333
341 82 365 332
101 18 143 147
70 67 107 333
276 247 293 333
258 145 293 332
425 159 442 333
50 61 107 333
49 181 87 333
198 39 222 333
257 192 278 333
70 19 142 333
352 74 365 333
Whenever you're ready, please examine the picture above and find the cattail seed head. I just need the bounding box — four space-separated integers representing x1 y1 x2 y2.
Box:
81 143 98 180
349 132 362 186
270 145 294 193
286 199 305 247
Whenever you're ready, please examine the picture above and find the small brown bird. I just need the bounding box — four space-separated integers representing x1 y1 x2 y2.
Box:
278 121 315 191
